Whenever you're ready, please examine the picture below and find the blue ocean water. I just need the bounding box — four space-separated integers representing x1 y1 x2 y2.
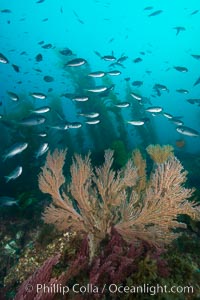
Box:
0 1 200 156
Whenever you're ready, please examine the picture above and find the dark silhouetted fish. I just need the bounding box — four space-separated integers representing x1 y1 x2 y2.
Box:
59 48 73 56
73 10 84 24
34 68 42 72
12 64 20 72
133 57 142 63
35 53 43 62
132 80 143 87
190 10 199 15
173 66 188 72
117 55 128 63
130 92 142 101
187 99 196 104
191 54 200 60
193 76 200 86
148 10 163 17
42 43 53 49
154 83 169 92
1 9 12 13
43 75 54 82
144 6 153 10
102 55 116 61
173 26 186 35
36 0 45 3
94 50 101 58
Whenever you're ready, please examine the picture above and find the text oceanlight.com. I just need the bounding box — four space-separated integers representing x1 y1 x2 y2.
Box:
32 283 194 296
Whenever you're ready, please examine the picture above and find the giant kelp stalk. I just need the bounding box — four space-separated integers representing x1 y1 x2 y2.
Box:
38 147 200 259
126 81 157 147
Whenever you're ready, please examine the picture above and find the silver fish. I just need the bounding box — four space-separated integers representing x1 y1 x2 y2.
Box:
31 106 51 114
193 76 200 87
154 84 169 91
35 143 49 158
102 55 116 61
174 66 188 73
7 91 19 101
66 58 87 67
163 112 173 119
19 116 46 126
148 10 163 17
130 92 142 101
191 54 200 61
176 89 189 94
88 71 105 78
3 142 28 161
107 70 121 76
127 120 145 126
30 92 47 100
72 96 89 102
50 124 69 130
171 118 184 126
67 122 82 129
85 119 100 125
78 112 100 118
38 132 47 137
5 166 23 183
0 196 18 206
87 86 108 93
176 126 199 137
146 106 163 113
114 102 130 108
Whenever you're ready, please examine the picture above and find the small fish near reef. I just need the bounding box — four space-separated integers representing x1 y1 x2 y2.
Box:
5 166 23 183
2 142 28 161
175 139 185 148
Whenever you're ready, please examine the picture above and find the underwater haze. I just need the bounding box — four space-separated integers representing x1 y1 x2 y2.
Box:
1 0 200 299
